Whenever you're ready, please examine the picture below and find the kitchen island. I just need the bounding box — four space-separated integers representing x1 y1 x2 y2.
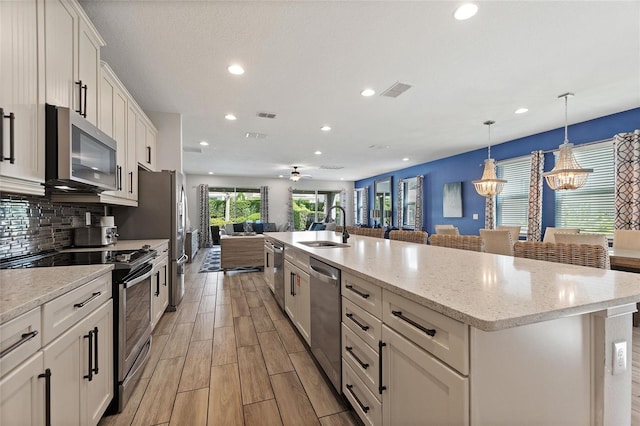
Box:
266 230 640 425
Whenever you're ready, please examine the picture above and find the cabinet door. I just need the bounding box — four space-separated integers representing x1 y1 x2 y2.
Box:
284 261 296 321
146 127 156 170
381 325 469 426
126 102 139 200
99 68 126 199
295 269 311 345
77 18 100 126
0 0 44 193
83 301 113 426
44 0 76 109
0 352 45 426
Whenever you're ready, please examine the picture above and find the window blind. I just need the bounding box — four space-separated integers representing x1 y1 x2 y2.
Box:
555 141 615 234
496 156 531 234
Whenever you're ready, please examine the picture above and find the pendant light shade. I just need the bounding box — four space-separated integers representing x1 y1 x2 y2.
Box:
543 93 593 190
473 120 507 197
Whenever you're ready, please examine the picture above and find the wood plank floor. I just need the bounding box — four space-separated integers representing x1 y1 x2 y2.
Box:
99 247 358 426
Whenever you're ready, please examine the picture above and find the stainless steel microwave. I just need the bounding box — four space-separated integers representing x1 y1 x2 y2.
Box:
45 104 117 192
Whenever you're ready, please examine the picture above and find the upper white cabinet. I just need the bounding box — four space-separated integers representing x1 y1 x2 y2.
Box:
136 111 157 171
0 0 45 196
44 0 104 126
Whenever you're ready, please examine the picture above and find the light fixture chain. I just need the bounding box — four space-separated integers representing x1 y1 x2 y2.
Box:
564 94 569 144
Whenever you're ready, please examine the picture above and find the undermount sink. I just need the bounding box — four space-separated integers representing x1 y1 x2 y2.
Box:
298 240 350 248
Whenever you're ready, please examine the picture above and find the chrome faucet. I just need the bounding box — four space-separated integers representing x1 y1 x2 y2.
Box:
325 205 349 243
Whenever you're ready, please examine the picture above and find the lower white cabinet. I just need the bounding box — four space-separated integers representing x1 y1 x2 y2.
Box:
0 352 45 426
263 247 275 292
284 259 311 345
151 252 169 330
380 325 469 426
42 300 113 426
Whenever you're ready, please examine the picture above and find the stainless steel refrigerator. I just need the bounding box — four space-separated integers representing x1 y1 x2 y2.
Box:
114 170 188 310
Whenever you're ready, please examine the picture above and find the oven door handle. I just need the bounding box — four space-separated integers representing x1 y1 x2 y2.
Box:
123 264 153 289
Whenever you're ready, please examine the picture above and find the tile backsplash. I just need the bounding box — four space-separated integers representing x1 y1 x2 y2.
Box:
0 192 105 260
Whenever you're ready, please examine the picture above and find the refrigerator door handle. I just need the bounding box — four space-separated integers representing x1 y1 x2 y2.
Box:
176 254 189 265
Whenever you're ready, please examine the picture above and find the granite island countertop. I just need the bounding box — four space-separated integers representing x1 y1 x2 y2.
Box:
265 231 640 331
0 264 114 324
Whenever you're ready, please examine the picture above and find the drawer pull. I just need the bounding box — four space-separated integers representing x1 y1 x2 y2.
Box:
93 327 99 375
378 341 387 394
84 330 94 381
345 284 370 299
38 368 51 426
391 310 436 337
0 330 38 358
346 384 369 413
345 346 369 369
345 313 369 331
74 292 101 309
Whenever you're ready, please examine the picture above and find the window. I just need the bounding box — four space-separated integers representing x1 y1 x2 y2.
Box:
208 187 261 226
291 189 342 231
355 188 365 225
496 156 531 235
402 178 417 228
555 141 615 234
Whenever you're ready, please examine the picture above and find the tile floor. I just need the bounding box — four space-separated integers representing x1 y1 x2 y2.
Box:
98 248 358 426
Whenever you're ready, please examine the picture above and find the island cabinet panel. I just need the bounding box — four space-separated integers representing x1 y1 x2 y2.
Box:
342 297 381 351
341 272 382 317
469 314 591 425
0 352 45 426
284 258 311 345
342 323 379 398
381 325 469 426
342 360 382 426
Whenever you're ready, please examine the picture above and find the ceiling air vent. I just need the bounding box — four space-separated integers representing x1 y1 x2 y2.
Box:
256 112 277 119
245 132 268 139
320 165 344 170
380 81 412 98
183 147 202 153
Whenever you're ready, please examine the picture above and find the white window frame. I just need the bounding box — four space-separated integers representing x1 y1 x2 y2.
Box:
496 156 531 236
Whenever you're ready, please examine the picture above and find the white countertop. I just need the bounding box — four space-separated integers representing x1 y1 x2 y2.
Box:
0 239 169 324
0 264 114 324
265 231 640 331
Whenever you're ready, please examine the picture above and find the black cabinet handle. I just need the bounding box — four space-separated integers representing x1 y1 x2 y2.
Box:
74 292 101 309
84 330 93 381
391 310 436 337
345 313 369 331
0 107 3 162
75 81 83 115
164 265 167 286
155 271 160 296
345 346 369 369
0 330 38 358
92 327 99 375
129 171 134 194
82 84 88 118
38 368 51 426
117 165 123 191
290 272 296 296
378 341 386 394
346 384 369 413
146 146 151 164
345 284 369 299
0 109 15 164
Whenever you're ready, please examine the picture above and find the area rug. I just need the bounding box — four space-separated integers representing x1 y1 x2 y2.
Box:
198 246 261 273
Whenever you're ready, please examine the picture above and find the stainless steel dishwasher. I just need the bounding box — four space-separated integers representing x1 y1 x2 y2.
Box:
309 257 341 393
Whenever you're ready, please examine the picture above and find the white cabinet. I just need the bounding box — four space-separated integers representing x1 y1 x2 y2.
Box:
381 325 469 426
151 247 169 330
284 259 311 345
44 0 104 126
0 0 45 196
136 111 157 171
263 240 275 292
0 352 46 426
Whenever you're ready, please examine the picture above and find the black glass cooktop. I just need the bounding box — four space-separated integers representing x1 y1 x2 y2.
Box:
0 248 155 270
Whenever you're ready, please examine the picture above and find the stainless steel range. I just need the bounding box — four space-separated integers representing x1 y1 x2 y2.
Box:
0 245 158 413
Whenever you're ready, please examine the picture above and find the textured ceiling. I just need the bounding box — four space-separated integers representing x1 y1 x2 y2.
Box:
80 1 640 181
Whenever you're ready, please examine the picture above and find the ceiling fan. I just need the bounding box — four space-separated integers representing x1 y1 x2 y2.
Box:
290 166 312 181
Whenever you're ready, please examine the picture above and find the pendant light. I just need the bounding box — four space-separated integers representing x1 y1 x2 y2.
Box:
473 120 507 197
543 93 593 190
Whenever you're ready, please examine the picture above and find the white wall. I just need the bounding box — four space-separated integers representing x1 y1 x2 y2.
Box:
185 174 354 231
148 111 183 173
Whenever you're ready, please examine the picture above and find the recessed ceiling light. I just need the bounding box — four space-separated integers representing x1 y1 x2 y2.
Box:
454 3 478 20
225 114 237 121
515 108 529 114
278 174 284 178
320 125 331 132
200 141 209 146
361 88 375 97
340 178 345 181
208 172 214 175
227 64 244 75
315 151 322 155
402 158 409 162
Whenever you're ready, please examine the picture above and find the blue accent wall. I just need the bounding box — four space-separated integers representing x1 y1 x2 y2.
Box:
355 108 640 236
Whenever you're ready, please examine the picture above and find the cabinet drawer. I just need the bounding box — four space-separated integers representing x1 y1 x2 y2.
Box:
342 272 382 318
383 290 469 375
284 247 309 271
0 308 41 378
342 297 381 350
342 324 379 399
42 273 112 345
342 360 382 426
